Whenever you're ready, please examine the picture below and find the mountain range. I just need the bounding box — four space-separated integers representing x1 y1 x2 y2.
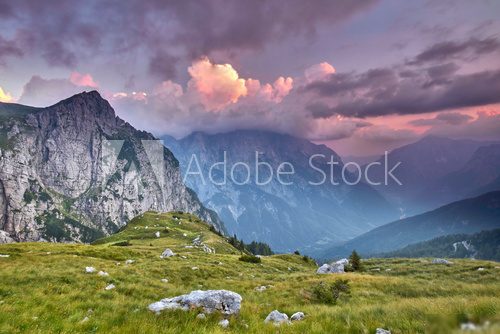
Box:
321 191 500 259
0 91 223 243
163 131 398 252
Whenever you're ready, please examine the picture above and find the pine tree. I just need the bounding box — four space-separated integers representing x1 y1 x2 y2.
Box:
349 250 362 271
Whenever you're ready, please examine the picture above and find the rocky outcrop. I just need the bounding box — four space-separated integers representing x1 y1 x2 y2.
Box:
0 91 224 243
148 290 242 315
264 310 289 325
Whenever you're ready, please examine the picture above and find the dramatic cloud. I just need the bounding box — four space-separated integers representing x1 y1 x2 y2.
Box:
305 62 336 82
70 72 98 88
408 37 500 65
409 112 473 127
187 58 248 110
19 75 99 107
0 35 22 64
0 86 13 103
306 68 500 118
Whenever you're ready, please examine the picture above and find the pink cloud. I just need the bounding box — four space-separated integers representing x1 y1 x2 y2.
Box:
187 57 247 111
305 62 336 82
69 72 98 88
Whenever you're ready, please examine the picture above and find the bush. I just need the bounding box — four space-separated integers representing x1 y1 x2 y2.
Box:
294 250 301 255
312 279 351 304
110 240 130 247
349 250 362 271
238 254 261 263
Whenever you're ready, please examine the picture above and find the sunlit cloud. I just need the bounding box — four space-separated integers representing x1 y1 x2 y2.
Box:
0 86 14 103
70 72 98 88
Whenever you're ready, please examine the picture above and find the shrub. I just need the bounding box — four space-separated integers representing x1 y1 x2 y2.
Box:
349 250 362 271
238 254 261 263
312 279 351 304
110 240 130 247
294 250 301 255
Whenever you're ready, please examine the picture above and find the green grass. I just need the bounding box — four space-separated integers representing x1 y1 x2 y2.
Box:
0 211 498 333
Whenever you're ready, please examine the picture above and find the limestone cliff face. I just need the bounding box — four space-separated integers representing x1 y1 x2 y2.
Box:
0 91 223 243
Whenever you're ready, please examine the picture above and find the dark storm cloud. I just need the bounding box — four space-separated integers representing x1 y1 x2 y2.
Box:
149 51 179 80
0 0 378 69
409 112 473 127
306 65 500 118
407 37 500 65
0 36 22 63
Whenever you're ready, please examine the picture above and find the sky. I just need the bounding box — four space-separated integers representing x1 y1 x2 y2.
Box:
1 0 500 156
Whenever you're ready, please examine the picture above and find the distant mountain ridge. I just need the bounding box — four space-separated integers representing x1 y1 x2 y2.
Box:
378 229 500 261
163 130 398 252
320 191 500 259
366 136 500 216
0 91 223 243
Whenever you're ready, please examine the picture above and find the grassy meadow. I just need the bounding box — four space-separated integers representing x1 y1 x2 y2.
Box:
0 211 498 333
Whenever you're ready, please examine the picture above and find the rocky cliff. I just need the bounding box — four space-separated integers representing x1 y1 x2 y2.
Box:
0 91 223 243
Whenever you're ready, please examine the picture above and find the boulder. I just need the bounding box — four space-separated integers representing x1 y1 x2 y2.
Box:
0 230 15 244
125 259 135 264
196 313 206 320
432 258 452 264
376 329 391 334
290 312 305 321
316 262 344 274
97 271 109 277
254 286 267 292
155 231 160 238
218 319 229 328
264 310 289 325
160 248 175 258
105 284 115 290
85 266 96 273
335 258 349 265
148 290 242 315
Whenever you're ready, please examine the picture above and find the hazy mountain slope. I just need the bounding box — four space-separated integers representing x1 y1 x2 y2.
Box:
321 191 500 259
366 136 494 216
163 130 398 252
0 91 223 243
379 229 500 261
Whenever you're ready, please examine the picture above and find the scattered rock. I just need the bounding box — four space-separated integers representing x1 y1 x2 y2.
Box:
160 248 175 258
264 310 289 325
191 266 199 270
161 278 169 283
105 284 115 290
460 322 477 330
218 319 229 328
97 271 109 277
316 262 344 274
196 313 206 319
148 290 242 315
80 316 90 323
183 233 187 237
385 269 392 272
85 266 96 273
255 286 267 292
290 312 305 321
125 259 135 264
155 231 160 238
477 267 485 271
376 328 391 334
0 254 10 258
432 258 452 264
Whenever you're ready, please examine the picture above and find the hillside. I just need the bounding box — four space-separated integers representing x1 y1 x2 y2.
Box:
163 130 397 252
0 211 499 333
0 92 223 244
321 191 500 259
379 229 500 261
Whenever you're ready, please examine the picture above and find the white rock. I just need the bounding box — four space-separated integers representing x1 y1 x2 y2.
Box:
376 328 391 334
460 322 477 330
155 231 160 238
105 284 115 290
160 248 175 258
385 268 392 272
183 233 187 237
477 267 485 271
255 286 267 292
0 254 10 258
432 258 452 264
148 290 242 315
97 271 109 277
218 319 229 328
290 312 305 321
191 266 199 270
125 259 135 264
316 262 344 274
264 310 289 325
161 278 169 283
85 266 96 273
196 313 206 319
335 258 349 265
80 316 90 323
